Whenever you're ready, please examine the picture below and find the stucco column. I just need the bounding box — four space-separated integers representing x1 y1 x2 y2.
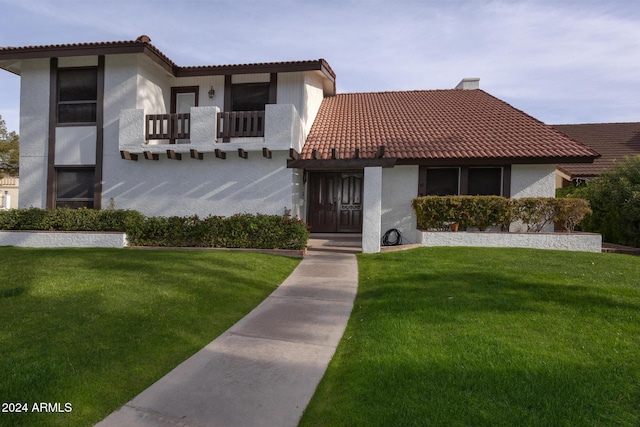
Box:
363 166 382 253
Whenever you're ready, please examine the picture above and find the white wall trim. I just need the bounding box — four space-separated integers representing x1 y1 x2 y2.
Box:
363 167 383 253
0 231 128 248
417 230 602 253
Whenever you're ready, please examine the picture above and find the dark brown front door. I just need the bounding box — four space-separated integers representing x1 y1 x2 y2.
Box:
308 172 363 233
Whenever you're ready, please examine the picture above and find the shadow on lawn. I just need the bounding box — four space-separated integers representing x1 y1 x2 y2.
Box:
358 268 640 318
323 352 638 427
0 248 297 427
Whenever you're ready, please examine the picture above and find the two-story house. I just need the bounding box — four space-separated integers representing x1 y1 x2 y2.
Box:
0 35 598 252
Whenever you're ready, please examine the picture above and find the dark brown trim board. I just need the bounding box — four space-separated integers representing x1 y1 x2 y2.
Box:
46 58 58 210
94 55 105 210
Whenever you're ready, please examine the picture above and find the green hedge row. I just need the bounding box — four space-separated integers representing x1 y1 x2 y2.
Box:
0 208 309 250
412 196 591 232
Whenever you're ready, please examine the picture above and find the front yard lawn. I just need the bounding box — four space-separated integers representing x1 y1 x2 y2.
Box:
0 247 299 427
301 247 640 426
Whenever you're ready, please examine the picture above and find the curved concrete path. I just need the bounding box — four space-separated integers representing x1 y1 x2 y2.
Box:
96 237 359 427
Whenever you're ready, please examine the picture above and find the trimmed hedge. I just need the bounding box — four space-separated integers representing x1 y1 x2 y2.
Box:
0 208 309 250
412 196 590 232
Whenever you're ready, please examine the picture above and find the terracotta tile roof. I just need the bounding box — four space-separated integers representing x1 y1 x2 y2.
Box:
554 122 640 179
302 90 599 164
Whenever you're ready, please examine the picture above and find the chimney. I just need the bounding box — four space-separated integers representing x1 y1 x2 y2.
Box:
455 78 480 90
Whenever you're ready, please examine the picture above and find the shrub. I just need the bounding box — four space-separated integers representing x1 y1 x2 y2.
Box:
513 198 556 232
0 209 308 250
412 196 514 231
552 198 592 232
563 155 640 246
412 196 590 233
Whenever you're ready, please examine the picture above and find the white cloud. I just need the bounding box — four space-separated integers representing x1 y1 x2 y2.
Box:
0 0 638 129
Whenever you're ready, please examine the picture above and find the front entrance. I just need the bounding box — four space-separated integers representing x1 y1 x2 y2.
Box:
307 171 363 233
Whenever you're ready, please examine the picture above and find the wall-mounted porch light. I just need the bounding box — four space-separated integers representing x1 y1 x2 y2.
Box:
208 86 215 99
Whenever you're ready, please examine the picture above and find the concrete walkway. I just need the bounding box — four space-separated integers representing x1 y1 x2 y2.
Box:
96 236 360 427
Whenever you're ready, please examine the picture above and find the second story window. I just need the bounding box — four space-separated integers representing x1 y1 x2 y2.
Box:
57 68 98 124
231 82 270 111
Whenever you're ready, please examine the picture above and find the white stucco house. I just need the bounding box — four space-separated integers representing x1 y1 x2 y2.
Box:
0 35 598 252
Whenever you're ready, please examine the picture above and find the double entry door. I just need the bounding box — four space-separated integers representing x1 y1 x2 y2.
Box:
308 171 363 233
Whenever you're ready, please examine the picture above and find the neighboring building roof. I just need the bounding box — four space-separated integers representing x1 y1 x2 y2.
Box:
554 122 640 180
298 90 599 166
0 35 335 82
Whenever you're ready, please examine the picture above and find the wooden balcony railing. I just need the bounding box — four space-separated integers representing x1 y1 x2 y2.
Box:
217 111 265 141
145 113 190 143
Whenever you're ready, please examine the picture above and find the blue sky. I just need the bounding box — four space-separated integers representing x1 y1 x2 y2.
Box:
1 0 639 134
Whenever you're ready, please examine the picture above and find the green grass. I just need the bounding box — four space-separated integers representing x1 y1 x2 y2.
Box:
300 247 640 427
0 247 299 427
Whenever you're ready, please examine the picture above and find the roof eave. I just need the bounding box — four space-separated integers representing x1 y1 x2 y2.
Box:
394 155 599 166
0 42 178 76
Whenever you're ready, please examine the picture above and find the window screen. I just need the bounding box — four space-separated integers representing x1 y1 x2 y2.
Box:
56 168 95 208
426 168 459 195
468 168 502 195
57 68 98 124
231 83 270 111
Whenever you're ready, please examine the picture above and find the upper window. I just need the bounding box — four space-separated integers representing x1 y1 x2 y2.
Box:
425 168 459 196
468 167 502 196
57 68 98 124
231 82 270 111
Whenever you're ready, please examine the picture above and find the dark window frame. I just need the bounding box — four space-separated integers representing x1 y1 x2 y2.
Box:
56 67 98 125
419 165 511 197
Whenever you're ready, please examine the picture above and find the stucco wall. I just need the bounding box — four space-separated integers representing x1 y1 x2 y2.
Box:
511 164 557 198
18 59 50 209
302 73 325 139
510 164 557 232
102 151 296 217
363 167 383 253
381 165 418 244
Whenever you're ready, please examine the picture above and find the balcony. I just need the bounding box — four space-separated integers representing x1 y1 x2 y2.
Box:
119 104 303 158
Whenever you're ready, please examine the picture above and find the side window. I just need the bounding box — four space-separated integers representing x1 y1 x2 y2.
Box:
420 166 506 197
468 167 503 196
56 167 95 208
57 68 98 124
425 168 459 195
231 82 270 111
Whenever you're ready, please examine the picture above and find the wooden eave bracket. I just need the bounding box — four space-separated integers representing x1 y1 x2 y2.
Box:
289 148 300 160
238 149 248 159
376 145 386 158
331 148 340 160
120 150 138 161
143 151 159 161
190 149 204 160
166 150 182 160
215 149 226 159
262 148 272 159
